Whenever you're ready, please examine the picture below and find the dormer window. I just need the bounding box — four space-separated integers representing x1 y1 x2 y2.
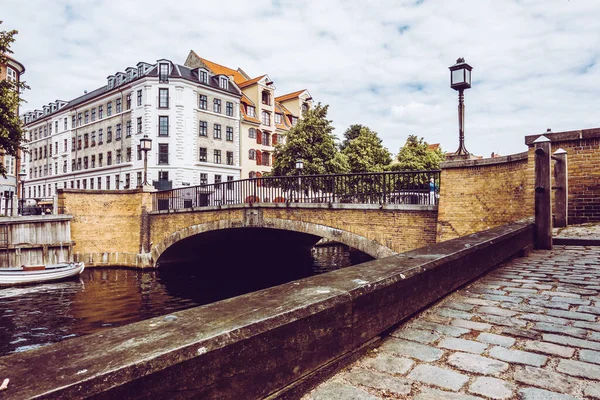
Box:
138 66 144 77
261 90 271 105
219 77 228 89
275 113 282 124
108 77 114 89
200 70 208 84
159 63 169 82
247 105 256 118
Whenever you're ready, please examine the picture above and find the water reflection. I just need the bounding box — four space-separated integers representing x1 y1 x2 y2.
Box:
0 244 372 357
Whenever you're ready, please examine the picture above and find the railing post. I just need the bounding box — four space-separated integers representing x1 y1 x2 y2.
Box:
553 148 568 228
534 135 552 249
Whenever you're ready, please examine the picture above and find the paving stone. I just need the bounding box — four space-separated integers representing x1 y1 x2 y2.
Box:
476 332 515 347
499 327 540 340
478 314 527 327
439 337 488 354
584 382 600 399
543 333 600 350
517 387 579 400
557 286 597 295
447 352 509 375
550 297 591 305
391 328 440 344
580 349 600 365
514 366 577 393
461 297 499 306
468 288 507 296
484 280 522 287
522 283 553 290
379 338 444 362
511 278 538 283
445 301 476 311
523 341 575 357
500 302 546 313
477 306 518 317
531 322 589 338
543 291 582 298
482 294 524 303
505 287 538 294
343 368 411 396
589 331 600 342
577 305 600 315
360 353 414 375
408 364 468 391
469 377 514 399
557 359 600 380
547 309 597 321
529 298 570 310
451 319 492 331
311 381 381 400
521 313 569 325
488 346 547 367
415 387 483 400
410 320 469 337
574 321 600 332
438 308 474 320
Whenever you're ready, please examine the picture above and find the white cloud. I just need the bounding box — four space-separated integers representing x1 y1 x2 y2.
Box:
3 0 600 157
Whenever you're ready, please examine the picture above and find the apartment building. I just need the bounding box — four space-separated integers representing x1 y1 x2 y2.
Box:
184 51 313 179
0 54 26 215
22 58 242 201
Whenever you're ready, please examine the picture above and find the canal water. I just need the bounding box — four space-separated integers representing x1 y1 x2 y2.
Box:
0 244 372 357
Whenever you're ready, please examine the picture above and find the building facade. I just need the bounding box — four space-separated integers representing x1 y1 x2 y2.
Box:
22 59 242 204
184 51 312 179
0 54 26 215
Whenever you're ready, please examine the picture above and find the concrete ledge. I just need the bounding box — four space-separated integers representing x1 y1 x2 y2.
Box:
0 221 534 400
525 127 600 145
553 237 600 246
0 214 73 224
441 151 528 169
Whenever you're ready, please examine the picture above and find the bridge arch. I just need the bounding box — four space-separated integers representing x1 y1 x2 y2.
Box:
151 216 396 265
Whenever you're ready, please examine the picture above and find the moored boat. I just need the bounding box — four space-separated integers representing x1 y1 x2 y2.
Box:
0 262 85 286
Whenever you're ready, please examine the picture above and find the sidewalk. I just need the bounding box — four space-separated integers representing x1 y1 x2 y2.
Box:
554 222 600 239
302 245 600 399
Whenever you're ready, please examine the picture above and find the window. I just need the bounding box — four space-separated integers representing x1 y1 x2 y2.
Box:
262 90 270 105
107 151 112 166
126 147 131 162
137 145 142 160
84 156 88 169
213 99 221 113
159 88 169 108
99 153 103 167
137 117 142 133
126 121 132 137
275 113 282 124
63 160 67 173
85 111 89 124
98 177 102 190
116 124 122 141
247 105 256 117
54 142 58 154
159 116 169 136
261 111 270 126
199 70 208 84
77 113 82 126
107 127 113 143
262 152 270 166
106 176 110 190
159 171 169 181
200 173 208 186
6 67 16 82
72 115 76 127
115 175 120 189
116 149 122 164
77 135 82 150
91 108 96 122
84 133 89 148
291 116 298 126
199 121 207 137
199 147 207 162
248 128 256 138
214 149 221 164
91 155 95 168
302 103 309 113
55 121 58 132
136 172 142 187
262 131 270 146
214 124 221 139
227 176 234 190
226 126 233 142
137 90 142 106
98 128 104 144
76 158 81 170
219 77 228 89
90 178 94 190
227 151 234 165
99 105 104 119
125 173 130 189
226 101 233 116
126 94 131 110
158 143 169 164
116 98 122 113
107 102 112 116
249 149 255 160
64 139 68 152
215 174 222 184
71 137 75 152
199 94 207 110
64 118 67 130
159 63 169 82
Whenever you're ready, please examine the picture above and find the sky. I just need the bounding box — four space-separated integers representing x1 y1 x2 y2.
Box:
2 0 600 157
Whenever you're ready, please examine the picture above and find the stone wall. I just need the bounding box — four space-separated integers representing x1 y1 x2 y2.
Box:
525 128 600 224
58 188 152 267
437 152 531 242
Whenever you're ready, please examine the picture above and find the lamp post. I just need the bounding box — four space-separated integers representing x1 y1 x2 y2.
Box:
140 135 152 186
18 169 26 215
449 57 473 159
295 159 304 202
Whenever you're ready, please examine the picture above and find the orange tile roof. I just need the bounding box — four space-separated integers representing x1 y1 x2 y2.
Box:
238 75 267 89
275 89 306 103
275 101 293 116
428 143 440 150
240 104 261 124
241 93 255 106
199 57 247 85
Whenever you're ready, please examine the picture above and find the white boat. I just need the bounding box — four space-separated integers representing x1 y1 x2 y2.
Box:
0 262 85 286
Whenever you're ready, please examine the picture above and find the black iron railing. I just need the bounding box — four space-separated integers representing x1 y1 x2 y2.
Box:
152 170 440 212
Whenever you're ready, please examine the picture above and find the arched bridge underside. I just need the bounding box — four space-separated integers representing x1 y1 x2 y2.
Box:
149 204 438 266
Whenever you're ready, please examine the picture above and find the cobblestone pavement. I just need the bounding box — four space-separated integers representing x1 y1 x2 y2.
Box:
302 245 600 399
554 223 600 239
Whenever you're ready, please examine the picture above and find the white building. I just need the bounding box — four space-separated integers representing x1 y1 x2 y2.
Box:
22 59 242 203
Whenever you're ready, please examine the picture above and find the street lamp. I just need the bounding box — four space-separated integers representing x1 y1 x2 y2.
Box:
18 169 26 215
449 57 473 158
140 135 152 186
295 159 304 202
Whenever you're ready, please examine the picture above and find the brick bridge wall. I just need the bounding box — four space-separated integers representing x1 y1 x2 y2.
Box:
437 152 532 242
525 128 600 224
149 204 439 264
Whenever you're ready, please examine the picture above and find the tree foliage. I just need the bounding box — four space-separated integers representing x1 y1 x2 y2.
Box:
340 124 364 151
272 103 349 176
0 21 28 176
341 126 392 173
390 135 445 171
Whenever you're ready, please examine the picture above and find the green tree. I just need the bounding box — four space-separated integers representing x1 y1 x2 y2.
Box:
272 103 349 176
340 124 364 151
390 135 445 171
0 21 28 177
342 126 392 173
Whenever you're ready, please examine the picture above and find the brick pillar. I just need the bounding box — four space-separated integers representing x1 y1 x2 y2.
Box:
534 135 552 249
553 148 568 228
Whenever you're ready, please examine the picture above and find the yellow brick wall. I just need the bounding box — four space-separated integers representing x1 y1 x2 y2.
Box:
437 154 532 242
